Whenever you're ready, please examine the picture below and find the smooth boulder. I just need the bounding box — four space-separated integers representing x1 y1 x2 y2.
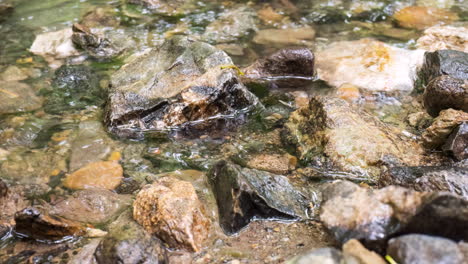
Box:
423 75 467 117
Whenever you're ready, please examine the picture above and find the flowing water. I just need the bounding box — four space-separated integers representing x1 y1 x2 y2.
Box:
0 0 466 263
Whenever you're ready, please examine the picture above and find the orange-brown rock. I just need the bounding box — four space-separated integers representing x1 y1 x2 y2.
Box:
246 153 297 174
133 177 210 252
393 6 458 30
63 161 123 190
336 84 361 102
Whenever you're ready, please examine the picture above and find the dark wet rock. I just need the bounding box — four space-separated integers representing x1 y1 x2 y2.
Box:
43 64 102 114
69 121 113 171
72 23 123 60
0 81 43 114
423 75 467 117
443 122 468 160
316 39 425 92
418 49 468 89
380 166 468 198
94 212 167 264
283 96 422 179
14 207 86 241
286 248 344 264
320 180 425 246
387 234 465 264
0 185 30 226
422 109 468 149
127 0 195 16
202 7 257 44
105 36 259 138
321 181 468 247
133 177 210 252
49 189 132 225
342 239 386 264
207 160 309 234
242 48 315 89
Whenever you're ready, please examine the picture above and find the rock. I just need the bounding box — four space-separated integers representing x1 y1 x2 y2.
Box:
69 121 113 172
72 23 123 60
443 122 468 160
286 248 344 264
242 48 315 88
407 111 433 130
393 6 459 30
284 96 422 179
423 75 467 117
416 0 456 9
422 109 468 148
252 27 316 47
257 6 284 25
207 161 309 234
320 180 426 246
133 177 210 252
126 0 195 16
0 179 7 198
246 153 297 174
380 166 468 198
0 3 13 21
0 185 30 226
387 234 465 264
336 84 361 102
0 81 43 114
68 238 102 264
80 7 120 28
43 64 102 114
418 49 468 89
63 161 123 190
202 7 257 44
14 207 86 240
94 212 167 264
0 65 29 82
316 39 425 92
29 28 80 68
49 189 131 225
342 239 386 264
105 36 259 138
321 181 468 246
417 25 468 52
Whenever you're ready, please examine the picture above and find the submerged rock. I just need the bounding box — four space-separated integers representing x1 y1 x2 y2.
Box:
387 234 465 264
423 75 467 117
126 0 195 16
246 153 297 175
29 28 80 68
443 122 468 160
202 7 257 44
380 166 468 197
422 109 468 148
320 181 468 247
0 3 13 22
284 96 422 179
14 207 86 240
242 48 315 88
393 6 459 30
417 25 468 52
72 23 123 60
63 161 123 190
252 27 316 47
207 161 309 234
418 49 468 89
50 189 131 225
133 177 210 252
105 36 259 138
0 81 43 114
95 212 167 264
316 39 425 92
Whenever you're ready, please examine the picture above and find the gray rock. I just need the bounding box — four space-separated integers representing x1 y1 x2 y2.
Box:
202 7 257 44
380 166 468 198
443 122 468 160
418 49 468 89
423 75 467 117
105 36 259 138
94 212 167 264
283 96 422 180
242 48 315 89
72 23 123 60
387 234 465 264
126 0 195 16
207 160 309 234
286 248 344 264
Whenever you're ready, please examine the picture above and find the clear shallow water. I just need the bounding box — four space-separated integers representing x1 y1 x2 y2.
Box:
0 0 466 262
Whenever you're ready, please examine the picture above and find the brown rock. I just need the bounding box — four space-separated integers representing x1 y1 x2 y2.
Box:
253 27 315 46
0 179 7 198
133 177 210 252
63 161 123 190
422 109 468 148
342 239 386 264
14 207 86 240
246 153 297 174
393 6 459 30
443 122 468 160
0 185 30 225
423 75 468 117
336 83 361 102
